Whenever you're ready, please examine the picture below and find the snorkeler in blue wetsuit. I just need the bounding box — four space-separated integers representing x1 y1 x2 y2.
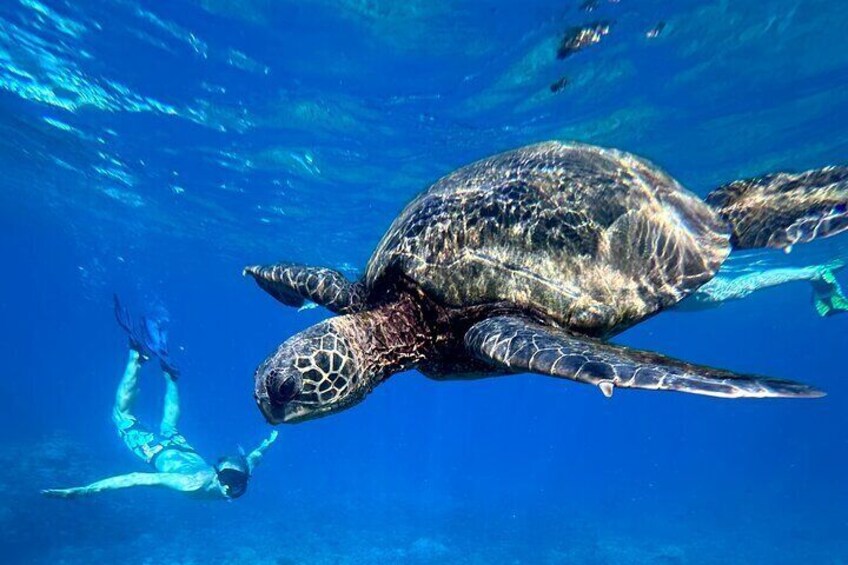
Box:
677 260 848 316
42 297 277 500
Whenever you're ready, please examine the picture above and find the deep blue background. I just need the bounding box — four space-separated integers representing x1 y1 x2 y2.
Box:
0 1 846 563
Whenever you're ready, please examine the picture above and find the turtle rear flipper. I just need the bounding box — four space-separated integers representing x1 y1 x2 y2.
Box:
244 263 366 314
465 316 823 399
707 166 848 251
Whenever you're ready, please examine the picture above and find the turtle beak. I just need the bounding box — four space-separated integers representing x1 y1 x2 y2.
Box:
255 396 285 425
255 390 311 424
253 353 304 424
278 403 314 423
254 374 287 425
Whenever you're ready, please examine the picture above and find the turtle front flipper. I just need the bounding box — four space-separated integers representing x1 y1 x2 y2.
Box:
707 166 848 251
244 263 366 314
464 316 823 399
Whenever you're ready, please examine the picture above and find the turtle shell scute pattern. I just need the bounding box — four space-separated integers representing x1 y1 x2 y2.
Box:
366 142 731 336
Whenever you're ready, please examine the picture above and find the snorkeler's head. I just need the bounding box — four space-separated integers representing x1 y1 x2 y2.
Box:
215 455 250 499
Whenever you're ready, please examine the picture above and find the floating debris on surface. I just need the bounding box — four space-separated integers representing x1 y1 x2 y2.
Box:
646 21 666 39
549 76 569 93
556 21 611 59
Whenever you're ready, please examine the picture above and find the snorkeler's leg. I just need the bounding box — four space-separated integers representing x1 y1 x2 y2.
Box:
112 349 164 464
112 349 145 424
697 262 848 316
719 262 848 317
738 268 819 298
702 266 829 303
160 372 181 437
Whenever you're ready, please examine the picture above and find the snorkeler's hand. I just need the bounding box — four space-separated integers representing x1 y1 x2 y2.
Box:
245 430 279 472
41 488 80 499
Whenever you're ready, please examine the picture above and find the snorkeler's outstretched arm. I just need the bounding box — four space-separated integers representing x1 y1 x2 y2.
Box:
243 264 366 314
246 430 279 472
41 472 202 498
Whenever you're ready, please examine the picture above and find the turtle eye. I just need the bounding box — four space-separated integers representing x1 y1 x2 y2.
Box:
269 371 300 404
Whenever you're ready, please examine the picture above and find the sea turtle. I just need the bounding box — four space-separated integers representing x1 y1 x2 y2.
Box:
245 142 848 424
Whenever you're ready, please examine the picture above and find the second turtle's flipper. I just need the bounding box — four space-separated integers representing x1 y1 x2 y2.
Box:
465 316 824 399
243 263 366 315
706 166 848 251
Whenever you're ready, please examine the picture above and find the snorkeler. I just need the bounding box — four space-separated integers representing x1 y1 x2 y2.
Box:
42 296 277 500
677 260 848 316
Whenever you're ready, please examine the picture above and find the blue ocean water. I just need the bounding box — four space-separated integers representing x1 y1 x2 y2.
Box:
1 0 847 562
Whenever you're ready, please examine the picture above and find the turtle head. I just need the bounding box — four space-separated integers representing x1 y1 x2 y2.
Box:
254 319 367 424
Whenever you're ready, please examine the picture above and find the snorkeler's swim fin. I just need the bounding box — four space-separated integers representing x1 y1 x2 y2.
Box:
812 261 848 317
114 294 148 357
113 295 181 377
